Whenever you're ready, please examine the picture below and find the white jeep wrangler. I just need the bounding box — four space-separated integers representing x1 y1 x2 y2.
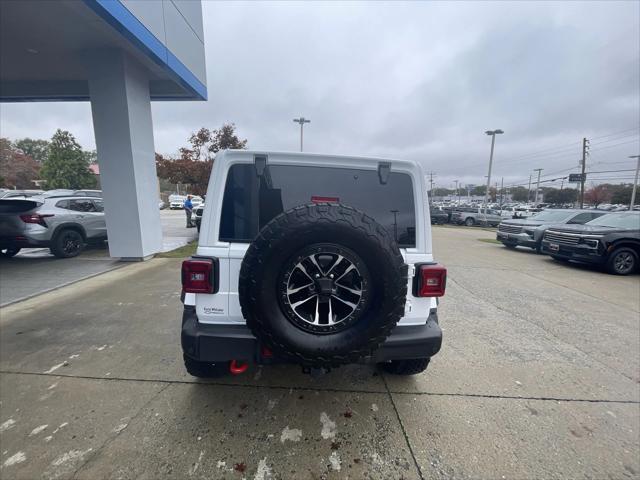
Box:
180 151 446 376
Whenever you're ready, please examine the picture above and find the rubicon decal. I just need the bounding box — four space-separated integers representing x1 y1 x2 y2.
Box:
203 307 225 315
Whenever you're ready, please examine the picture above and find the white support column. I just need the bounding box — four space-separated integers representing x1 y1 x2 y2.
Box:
88 50 162 260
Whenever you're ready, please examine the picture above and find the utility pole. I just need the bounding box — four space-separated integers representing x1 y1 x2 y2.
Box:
630 155 640 210
483 129 504 215
428 172 435 204
579 137 589 209
293 117 310 152
533 168 543 205
527 175 532 204
454 180 459 205
499 177 504 208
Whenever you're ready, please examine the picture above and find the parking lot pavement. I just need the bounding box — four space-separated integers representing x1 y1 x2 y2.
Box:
0 246 122 307
0 210 195 307
160 208 198 252
0 227 638 479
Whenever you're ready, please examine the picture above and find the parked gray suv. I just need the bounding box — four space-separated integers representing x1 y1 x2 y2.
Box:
497 209 605 252
0 196 107 258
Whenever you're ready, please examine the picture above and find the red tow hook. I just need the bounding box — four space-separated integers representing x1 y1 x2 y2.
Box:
229 360 249 375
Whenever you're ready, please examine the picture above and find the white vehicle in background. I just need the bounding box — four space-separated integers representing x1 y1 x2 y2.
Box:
169 194 186 209
499 205 537 219
190 196 204 208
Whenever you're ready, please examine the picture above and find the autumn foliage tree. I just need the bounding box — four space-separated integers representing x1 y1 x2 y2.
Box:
156 123 247 195
584 184 612 207
0 138 41 189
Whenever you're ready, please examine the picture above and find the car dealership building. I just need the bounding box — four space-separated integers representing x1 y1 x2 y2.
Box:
0 0 207 260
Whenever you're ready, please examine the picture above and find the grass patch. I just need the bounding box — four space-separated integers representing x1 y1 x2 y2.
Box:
478 238 501 245
157 241 198 258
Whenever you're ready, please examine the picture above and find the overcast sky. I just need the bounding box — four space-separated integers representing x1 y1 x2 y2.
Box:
1 0 638 190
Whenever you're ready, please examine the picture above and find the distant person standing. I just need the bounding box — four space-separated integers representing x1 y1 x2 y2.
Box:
184 195 194 228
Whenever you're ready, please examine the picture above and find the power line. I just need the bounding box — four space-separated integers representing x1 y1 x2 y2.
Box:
584 169 635 174
589 126 640 141
589 139 640 153
497 127 638 165
491 129 639 170
589 132 639 147
502 142 582 162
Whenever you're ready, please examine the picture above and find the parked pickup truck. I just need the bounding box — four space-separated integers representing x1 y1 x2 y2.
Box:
451 207 502 227
541 211 640 275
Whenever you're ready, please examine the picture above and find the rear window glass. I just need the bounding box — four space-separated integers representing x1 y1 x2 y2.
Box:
219 164 416 247
0 200 40 213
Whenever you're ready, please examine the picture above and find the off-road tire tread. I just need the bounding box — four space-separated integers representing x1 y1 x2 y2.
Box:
239 203 407 368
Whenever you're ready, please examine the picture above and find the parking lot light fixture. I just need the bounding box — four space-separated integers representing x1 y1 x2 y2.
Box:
484 129 504 215
630 155 640 210
293 117 311 152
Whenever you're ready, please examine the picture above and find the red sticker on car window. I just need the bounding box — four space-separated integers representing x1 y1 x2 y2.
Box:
311 196 339 203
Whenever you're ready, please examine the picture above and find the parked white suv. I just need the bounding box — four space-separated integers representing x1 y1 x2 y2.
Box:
180 151 446 377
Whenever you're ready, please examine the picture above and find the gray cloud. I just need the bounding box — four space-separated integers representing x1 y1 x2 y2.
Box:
1 1 638 190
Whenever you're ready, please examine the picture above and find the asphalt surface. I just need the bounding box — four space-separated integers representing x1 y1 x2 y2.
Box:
0 210 196 306
0 226 638 479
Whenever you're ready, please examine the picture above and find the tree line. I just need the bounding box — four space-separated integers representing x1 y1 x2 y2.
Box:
431 183 634 206
1 130 97 190
0 123 247 195
2 125 633 206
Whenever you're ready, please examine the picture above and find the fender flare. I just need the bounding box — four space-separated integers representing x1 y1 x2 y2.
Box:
51 223 87 242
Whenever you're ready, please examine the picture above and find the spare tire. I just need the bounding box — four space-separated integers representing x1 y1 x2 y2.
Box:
238 203 407 367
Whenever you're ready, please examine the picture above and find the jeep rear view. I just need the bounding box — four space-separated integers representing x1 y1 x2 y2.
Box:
181 150 446 377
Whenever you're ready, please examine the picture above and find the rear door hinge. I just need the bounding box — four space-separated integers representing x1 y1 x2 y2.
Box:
407 263 416 278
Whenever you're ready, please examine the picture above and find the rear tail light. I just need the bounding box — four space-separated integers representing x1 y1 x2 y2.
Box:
20 213 53 227
414 263 447 297
181 258 216 294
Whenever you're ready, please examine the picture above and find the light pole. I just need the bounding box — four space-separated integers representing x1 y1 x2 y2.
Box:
293 117 310 152
533 168 543 205
454 180 459 205
483 129 504 214
630 155 640 210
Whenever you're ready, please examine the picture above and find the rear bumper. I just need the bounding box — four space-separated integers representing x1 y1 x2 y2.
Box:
540 240 604 264
181 307 443 364
496 231 537 248
0 235 49 248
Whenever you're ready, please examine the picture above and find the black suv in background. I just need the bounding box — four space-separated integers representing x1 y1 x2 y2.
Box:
541 212 640 275
429 207 448 225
